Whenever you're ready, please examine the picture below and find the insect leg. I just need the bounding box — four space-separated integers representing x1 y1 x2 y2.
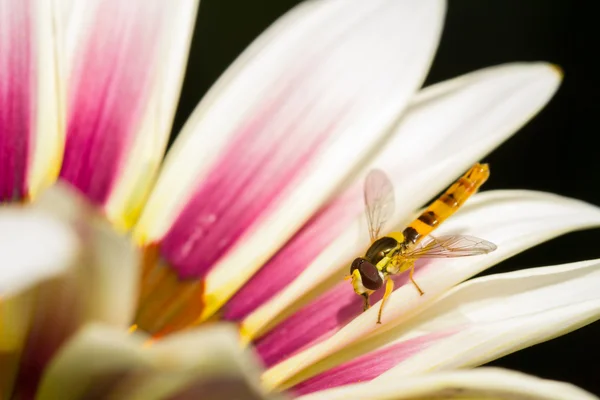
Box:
377 278 395 324
362 293 371 311
409 263 424 296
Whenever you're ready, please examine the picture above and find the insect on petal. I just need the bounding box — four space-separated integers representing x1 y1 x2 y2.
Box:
58 0 199 229
0 0 62 202
261 190 600 390
283 259 600 394
234 63 562 342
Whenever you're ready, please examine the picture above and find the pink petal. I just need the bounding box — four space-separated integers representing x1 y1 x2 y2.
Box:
0 1 33 201
58 0 197 228
223 188 363 320
134 2 444 314
159 96 345 278
60 1 164 203
255 268 418 367
291 331 454 396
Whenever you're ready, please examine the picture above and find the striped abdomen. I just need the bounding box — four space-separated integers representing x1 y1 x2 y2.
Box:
401 163 490 246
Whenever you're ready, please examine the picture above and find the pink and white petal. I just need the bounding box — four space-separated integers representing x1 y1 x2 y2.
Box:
37 323 279 400
290 331 456 396
369 258 600 380
0 0 62 201
261 190 600 390
7 184 139 397
287 258 600 394
233 62 562 337
58 0 199 229
133 0 445 320
295 368 599 400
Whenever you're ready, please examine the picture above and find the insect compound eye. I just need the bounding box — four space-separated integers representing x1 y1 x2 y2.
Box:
350 258 383 290
365 236 398 265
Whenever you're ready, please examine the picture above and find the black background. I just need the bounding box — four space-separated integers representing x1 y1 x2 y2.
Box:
170 1 600 395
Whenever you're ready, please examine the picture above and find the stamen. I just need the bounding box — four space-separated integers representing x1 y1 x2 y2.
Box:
133 245 206 338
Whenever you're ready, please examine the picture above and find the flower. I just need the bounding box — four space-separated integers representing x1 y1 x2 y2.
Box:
1 0 599 399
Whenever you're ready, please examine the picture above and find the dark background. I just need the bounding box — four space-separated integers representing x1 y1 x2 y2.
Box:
170 0 600 395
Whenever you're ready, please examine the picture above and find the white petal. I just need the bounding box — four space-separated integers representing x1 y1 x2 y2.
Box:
240 62 562 339
373 258 600 379
135 0 446 322
37 323 278 400
296 368 598 400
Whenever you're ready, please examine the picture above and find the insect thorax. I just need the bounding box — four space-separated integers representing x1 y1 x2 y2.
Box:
365 236 399 264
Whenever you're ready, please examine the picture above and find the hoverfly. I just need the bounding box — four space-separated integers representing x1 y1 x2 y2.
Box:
348 163 497 324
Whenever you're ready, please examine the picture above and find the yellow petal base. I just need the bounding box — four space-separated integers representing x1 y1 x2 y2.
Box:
134 245 206 338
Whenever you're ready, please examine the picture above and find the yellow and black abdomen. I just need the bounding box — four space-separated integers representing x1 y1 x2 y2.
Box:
401 163 490 246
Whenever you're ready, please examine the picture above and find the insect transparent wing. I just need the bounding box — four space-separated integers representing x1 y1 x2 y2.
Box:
364 169 395 242
402 235 497 259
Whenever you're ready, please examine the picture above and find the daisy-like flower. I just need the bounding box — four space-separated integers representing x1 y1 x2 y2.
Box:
1 0 599 399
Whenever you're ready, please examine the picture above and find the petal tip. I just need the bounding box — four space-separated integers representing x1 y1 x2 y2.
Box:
549 63 564 79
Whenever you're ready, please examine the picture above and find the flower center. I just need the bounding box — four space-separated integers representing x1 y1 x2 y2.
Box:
133 245 206 338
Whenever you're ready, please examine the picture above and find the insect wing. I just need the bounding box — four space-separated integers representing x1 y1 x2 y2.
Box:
403 235 497 259
364 169 395 242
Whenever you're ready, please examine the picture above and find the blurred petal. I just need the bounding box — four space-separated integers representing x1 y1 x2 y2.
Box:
261 190 600 390
0 203 78 396
134 0 445 325
31 183 140 327
232 62 562 336
58 0 199 229
0 0 62 201
8 184 139 396
37 323 281 400
0 205 77 299
295 368 599 400
371 258 600 380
